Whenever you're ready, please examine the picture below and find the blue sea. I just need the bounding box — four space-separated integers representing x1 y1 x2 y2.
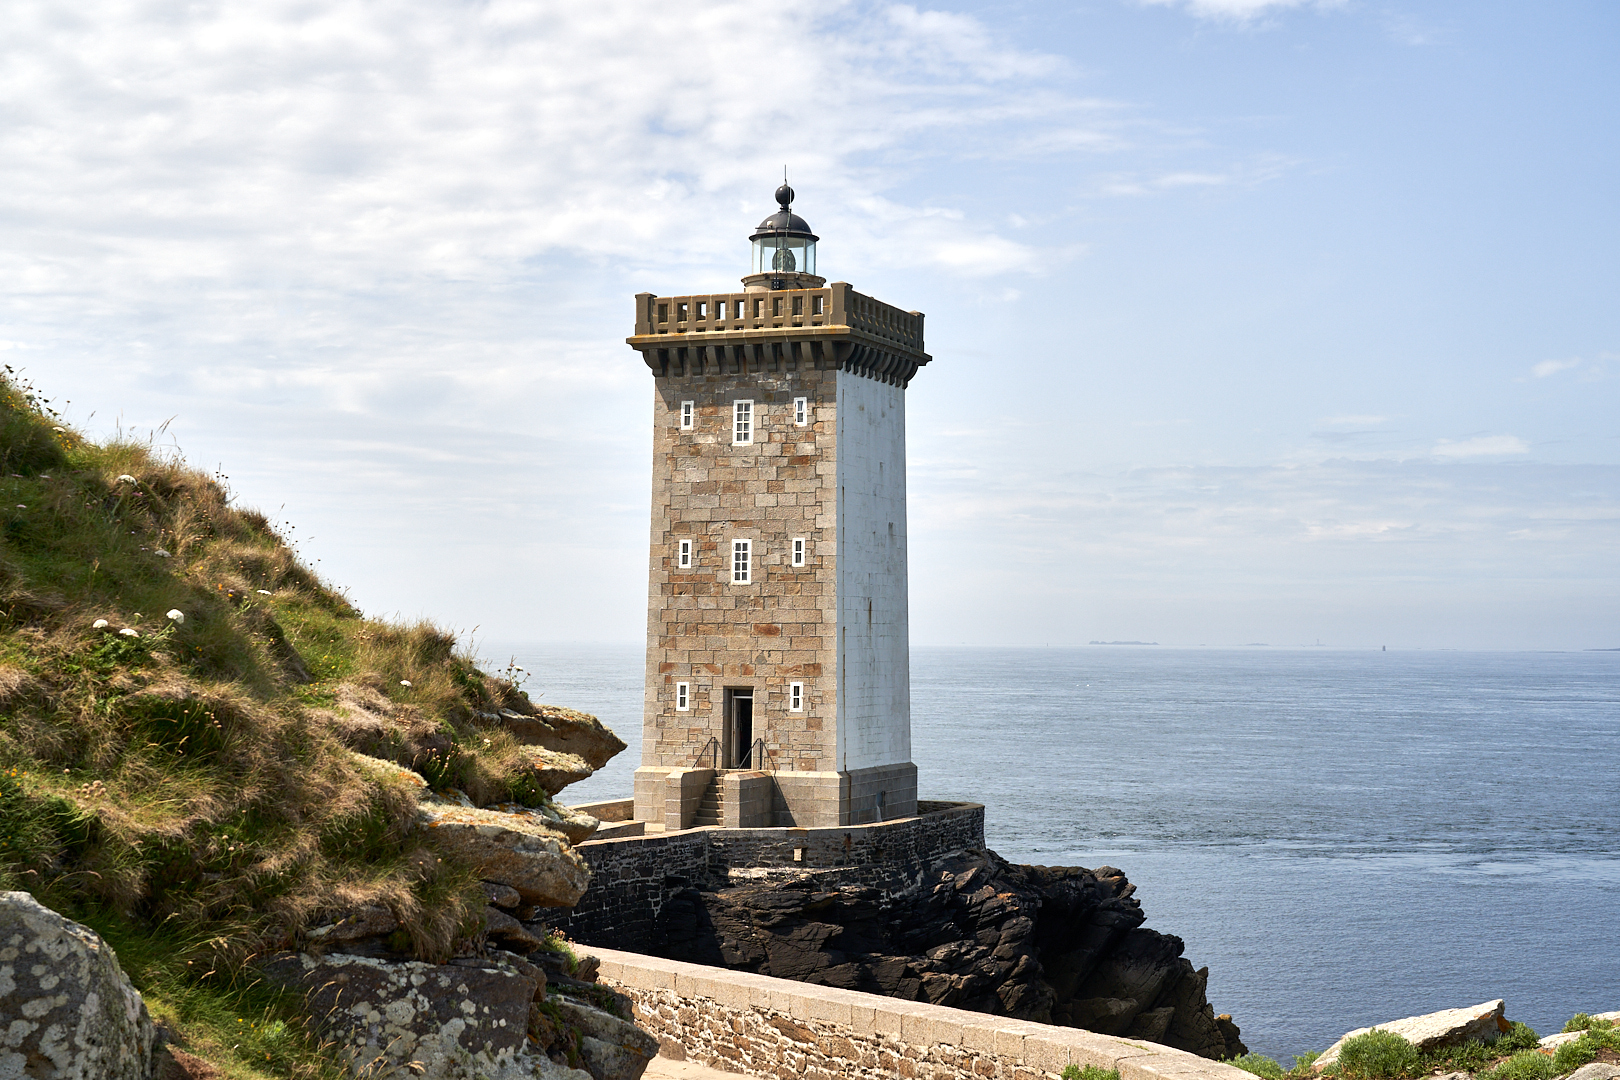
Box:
479 641 1620 1061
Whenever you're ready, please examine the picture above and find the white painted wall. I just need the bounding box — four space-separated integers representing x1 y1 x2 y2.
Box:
834 370 912 773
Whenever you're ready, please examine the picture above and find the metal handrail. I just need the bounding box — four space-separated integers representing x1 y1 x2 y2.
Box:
747 737 774 773
695 736 719 770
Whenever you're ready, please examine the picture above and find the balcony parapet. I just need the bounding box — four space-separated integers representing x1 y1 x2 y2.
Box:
627 281 930 388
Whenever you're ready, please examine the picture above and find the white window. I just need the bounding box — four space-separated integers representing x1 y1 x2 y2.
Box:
732 400 753 445
791 538 806 567
789 682 804 712
794 396 808 426
677 539 692 568
731 539 751 584
675 682 689 710
680 401 694 429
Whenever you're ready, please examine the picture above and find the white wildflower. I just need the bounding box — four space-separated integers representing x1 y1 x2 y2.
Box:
166 609 185 624
116 474 136 484
52 427 64 433
92 619 109 629
119 628 139 638
153 548 170 557
256 589 272 595
400 680 412 688
14 504 23 510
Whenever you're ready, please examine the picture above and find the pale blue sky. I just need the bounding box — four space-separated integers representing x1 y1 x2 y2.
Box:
6 0 1617 649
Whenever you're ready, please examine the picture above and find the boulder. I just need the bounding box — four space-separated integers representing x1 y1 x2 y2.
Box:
485 801 600 846
1314 1000 1511 1070
548 994 658 1080
419 802 590 907
263 951 540 1080
0 890 154 1080
1566 1065 1620 1080
305 904 399 945
485 906 545 951
521 748 596 797
492 706 627 770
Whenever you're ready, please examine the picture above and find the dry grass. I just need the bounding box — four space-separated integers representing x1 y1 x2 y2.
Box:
0 370 573 1077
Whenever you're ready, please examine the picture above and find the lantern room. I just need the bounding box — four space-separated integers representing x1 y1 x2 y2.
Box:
743 183 825 291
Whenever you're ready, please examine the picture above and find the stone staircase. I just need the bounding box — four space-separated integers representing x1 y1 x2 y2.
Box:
692 775 724 828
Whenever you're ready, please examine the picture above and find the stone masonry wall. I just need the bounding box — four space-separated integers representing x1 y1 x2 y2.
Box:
644 366 839 774
552 803 985 952
590 947 1254 1080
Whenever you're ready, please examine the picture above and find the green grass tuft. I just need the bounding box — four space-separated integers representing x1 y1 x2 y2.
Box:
1479 1050 1555 1080
1061 1067 1121 1080
1228 1053 1285 1080
1337 1030 1419 1079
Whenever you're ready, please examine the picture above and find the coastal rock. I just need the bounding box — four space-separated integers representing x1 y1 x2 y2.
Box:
0 890 155 1080
485 906 546 951
521 747 597 797
485 800 601 845
548 994 659 1080
1314 999 1511 1070
263 951 540 1080
644 849 1246 1060
1566 1065 1620 1080
419 802 591 906
491 705 628 770
306 903 399 944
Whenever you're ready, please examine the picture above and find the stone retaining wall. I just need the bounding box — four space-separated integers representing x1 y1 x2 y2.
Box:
552 802 985 950
591 947 1256 1080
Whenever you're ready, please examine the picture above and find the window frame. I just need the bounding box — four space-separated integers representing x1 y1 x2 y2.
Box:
675 682 689 711
680 400 694 430
789 682 804 712
793 396 808 426
731 539 752 584
677 539 693 568
732 400 754 446
791 537 806 567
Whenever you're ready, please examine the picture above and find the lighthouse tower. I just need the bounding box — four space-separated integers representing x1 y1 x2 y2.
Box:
626 185 930 829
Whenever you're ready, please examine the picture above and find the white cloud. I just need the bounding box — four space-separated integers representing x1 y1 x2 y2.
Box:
1136 0 1342 22
1532 358 1582 378
0 0 1088 366
1432 435 1530 459
1318 415 1390 428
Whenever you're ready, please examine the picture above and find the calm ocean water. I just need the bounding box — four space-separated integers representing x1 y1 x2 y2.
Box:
479 641 1620 1061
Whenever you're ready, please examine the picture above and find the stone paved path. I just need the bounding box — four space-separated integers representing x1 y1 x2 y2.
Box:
643 1052 742 1079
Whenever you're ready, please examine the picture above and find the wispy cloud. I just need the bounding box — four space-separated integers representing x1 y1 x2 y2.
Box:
1135 0 1343 23
1093 153 1298 197
1432 435 1530 459
1532 358 1583 378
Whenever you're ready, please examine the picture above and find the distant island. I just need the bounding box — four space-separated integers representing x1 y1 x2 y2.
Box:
1089 640 1159 645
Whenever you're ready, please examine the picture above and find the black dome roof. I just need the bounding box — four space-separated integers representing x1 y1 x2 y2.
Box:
750 183 818 241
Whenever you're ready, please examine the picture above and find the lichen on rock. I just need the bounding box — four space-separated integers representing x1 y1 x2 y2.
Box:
0 891 155 1080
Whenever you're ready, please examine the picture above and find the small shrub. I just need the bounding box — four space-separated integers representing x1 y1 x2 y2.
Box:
1229 1053 1285 1080
1337 1030 1419 1079
1563 1013 1616 1035
1499 1021 1541 1051
1288 1050 1323 1077
1481 1050 1555 1080
1061 1067 1121 1080
1553 1037 1598 1074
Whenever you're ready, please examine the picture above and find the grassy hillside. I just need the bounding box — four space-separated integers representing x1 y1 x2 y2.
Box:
0 370 582 1077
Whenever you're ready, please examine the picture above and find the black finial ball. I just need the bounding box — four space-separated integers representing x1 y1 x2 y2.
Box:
776 183 794 209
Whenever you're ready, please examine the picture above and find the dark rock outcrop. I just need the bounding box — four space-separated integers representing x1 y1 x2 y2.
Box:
642 848 1246 1060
